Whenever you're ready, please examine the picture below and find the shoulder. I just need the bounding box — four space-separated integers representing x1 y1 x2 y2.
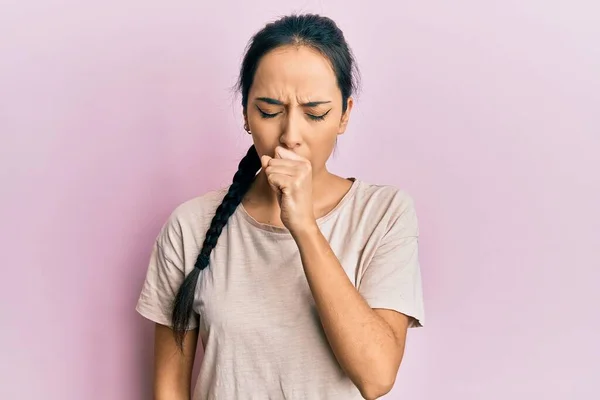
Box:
158 185 231 241
354 180 416 217
171 186 230 221
352 180 419 235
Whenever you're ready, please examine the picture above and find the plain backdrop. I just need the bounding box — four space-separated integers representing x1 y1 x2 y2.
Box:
1 0 599 399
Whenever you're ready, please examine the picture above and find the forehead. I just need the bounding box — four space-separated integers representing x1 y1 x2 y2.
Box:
251 45 339 99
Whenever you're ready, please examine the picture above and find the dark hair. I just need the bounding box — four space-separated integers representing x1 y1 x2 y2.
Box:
171 13 360 349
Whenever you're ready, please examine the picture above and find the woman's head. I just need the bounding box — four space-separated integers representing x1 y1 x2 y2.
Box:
171 14 360 349
237 14 360 170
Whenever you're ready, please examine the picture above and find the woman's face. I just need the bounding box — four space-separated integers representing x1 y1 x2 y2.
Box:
245 45 353 173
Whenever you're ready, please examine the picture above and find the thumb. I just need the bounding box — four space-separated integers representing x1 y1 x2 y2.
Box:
261 155 272 170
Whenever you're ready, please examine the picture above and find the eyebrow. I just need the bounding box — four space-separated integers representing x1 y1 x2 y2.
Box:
255 97 331 107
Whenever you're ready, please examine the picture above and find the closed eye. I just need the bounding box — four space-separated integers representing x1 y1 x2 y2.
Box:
256 105 280 119
256 106 332 121
306 109 332 121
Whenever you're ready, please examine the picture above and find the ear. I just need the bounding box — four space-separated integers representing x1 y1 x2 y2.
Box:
242 109 249 127
338 97 354 135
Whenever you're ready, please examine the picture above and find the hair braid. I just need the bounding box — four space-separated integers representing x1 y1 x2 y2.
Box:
171 145 261 348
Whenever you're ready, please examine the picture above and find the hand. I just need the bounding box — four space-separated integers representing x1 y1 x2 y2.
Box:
261 146 316 233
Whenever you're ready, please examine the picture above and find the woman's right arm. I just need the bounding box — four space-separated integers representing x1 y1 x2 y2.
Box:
153 324 198 400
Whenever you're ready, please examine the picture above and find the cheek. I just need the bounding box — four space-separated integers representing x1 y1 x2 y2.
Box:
247 114 280 157
248 115 279 140
304 121 339 161
308 120 339 143
314 110 343 139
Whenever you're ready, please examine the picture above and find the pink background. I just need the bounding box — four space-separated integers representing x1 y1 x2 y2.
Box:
1 1 599 399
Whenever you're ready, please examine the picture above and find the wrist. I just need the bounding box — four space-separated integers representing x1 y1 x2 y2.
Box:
289 219 320 240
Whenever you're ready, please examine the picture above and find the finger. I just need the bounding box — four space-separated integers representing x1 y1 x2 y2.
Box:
261 155 272 170
275 146 307 162
265 164 297 177
266 158 300 167
267 173 292 192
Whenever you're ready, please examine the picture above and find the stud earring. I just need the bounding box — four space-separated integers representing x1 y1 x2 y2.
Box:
244 123 251 134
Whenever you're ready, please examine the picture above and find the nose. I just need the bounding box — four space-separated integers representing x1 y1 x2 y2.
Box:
279 111 302 150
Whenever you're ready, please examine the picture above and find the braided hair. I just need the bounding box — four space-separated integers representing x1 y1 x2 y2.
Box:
171 145 261 347
171 13 360 349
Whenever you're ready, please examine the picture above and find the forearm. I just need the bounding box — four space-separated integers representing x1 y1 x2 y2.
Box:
292 223 401 397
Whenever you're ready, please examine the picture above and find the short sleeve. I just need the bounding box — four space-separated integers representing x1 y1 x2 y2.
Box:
358 200 425 327
135 217 199 329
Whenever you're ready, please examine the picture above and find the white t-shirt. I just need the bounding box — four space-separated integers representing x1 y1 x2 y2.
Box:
136 178 425 399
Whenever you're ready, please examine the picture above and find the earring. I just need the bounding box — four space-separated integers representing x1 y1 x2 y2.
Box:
244 123 251 134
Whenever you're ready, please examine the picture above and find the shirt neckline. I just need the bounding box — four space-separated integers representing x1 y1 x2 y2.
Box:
236 178 361 235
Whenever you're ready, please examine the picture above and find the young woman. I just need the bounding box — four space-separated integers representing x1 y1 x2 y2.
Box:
136 13 425 400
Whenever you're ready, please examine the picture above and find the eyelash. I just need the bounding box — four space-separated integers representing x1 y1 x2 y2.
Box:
256 106 330 122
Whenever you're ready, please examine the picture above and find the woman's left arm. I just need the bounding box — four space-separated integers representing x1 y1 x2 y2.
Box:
291 224 410 400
